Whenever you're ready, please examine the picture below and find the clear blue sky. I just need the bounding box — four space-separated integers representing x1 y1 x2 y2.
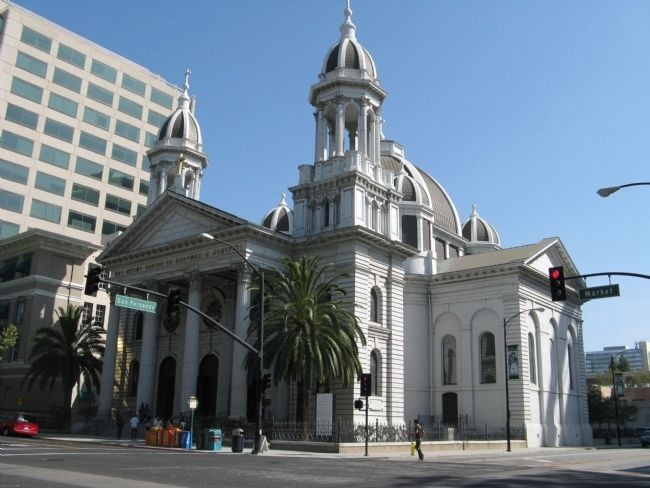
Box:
15 0 649 352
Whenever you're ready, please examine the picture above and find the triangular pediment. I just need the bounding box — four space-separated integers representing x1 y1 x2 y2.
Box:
100 191 247 260
525 237 583 285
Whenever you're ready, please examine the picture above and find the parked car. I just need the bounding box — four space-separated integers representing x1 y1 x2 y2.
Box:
641 430 650 448
0 412 39 437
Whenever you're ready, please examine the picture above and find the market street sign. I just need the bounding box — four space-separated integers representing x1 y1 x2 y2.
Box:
579 284 620 301
115 294 157 313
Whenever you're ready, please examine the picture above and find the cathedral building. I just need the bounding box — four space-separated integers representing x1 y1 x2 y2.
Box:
98 3 591 447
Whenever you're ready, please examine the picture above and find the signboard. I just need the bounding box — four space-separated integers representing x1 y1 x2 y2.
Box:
316 393 334 436
579 284 620 301
615 372 625 397
507 344 520 380
115 294 157 313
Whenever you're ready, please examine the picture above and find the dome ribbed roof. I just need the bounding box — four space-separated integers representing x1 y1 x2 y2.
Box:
462 205 500 245
156 70 202 150
262 194 293 235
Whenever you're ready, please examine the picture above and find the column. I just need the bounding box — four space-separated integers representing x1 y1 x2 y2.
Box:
98 296 120 413
136 283 159 413
335 102 345 156
159 167 167 192
179 273 202 413
368 112 376 162
315 110 325 162
229 266 251 417
358 101 368 156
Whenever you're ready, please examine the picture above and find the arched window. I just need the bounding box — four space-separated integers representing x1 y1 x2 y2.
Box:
127 360 139 397
370 287 380 323
442 335 457 385
567 344 574 391
133 312 143 341
480 332 496 384
528 333 537 385
370 350 381 396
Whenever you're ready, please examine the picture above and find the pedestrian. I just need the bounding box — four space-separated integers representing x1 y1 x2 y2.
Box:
414 419 424 461
116 412 124 440
129 414 139 439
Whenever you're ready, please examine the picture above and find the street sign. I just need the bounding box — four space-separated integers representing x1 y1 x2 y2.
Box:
579 284 620 301
115 294 157 313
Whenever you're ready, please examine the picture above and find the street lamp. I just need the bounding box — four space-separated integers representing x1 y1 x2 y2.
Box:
200 233 265 455
504 307 544 452
188 395 198 449
597 182 650 197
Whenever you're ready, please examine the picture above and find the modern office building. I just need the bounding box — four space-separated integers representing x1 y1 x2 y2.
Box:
586 342 650 376
0 0 181 411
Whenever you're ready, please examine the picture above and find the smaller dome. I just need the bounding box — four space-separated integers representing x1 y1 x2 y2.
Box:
157 69 202 150
394 169 430 206
321 1 377 79
262 194 293 235
462 205 501 253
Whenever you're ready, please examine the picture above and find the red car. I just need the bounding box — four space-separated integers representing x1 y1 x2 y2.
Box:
0 412 39 437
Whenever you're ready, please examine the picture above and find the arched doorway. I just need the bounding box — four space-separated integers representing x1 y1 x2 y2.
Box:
442 392 458 425
196 354 218 416
156 357 176 420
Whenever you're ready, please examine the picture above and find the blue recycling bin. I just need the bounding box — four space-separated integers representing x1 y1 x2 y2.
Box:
180 430 191 449
207 429 222 451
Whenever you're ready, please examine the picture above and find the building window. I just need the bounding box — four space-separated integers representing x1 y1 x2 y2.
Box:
79 132 107 155
16 51 47 78
44 118 74 143
480 332 496 384
443 335 457 385
48 92 78 117
14 300 25 324
139 181 149 196
144 132 157 148
128 360 139 397
115 120 140 143
75 157 103 180
68 211 96 233
30 199 60 223
52 67 82 93
71 183 100 206
108 169 134 190
567 344 574 391
57 43 86 69
20 26 52 53
6 104 38 130
528 333 537 385
90 59 117 83
0 189 25 213
370 287 380 323
102 220 126 236
105 194 132 216
150 87 173 109
370 349 381 396
82 302 93 325
82 107 110 130
0 221 20 239
35 171 66 196
87 82 114 106
401 215 418 248
95 304 106 327
118 97 143 119
111 144 137 166
147 109 167 128
141 156 151 171
10 77 43 103
0 159 29 184
122 74 146 96
1 131 34 157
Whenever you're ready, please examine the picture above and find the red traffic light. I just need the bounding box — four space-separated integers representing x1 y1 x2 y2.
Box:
551 269 561 280
548 266 566 301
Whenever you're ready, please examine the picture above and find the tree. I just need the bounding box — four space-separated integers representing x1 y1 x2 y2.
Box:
21 305 105 430
614 355 630 373
0 324 18 362
249 256 366 425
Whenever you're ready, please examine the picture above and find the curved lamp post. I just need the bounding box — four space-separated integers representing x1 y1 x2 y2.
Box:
200 233 265 455
504 307 544 452
597 182 650 197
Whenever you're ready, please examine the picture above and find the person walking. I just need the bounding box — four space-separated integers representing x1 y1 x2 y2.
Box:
414 419 424 461
129 414 139 439
116 412 124 440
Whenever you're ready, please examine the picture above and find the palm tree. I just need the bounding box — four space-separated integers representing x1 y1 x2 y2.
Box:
22 304 105 430
249 256 366 425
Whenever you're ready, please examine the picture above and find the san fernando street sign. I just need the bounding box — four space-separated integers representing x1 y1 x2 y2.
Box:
115 294 157 313
579 284 620 301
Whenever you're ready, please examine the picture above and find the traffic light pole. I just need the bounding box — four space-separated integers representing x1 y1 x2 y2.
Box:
364 393 369 457
564 271 650 281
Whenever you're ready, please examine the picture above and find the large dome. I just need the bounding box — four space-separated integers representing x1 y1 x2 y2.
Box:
320 2 377 80
156 71 202 151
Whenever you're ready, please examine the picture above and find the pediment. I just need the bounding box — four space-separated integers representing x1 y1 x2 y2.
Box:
525 237 582 284
100 191 246 260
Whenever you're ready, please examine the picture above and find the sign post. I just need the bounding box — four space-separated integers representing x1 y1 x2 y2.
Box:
578 284 620 301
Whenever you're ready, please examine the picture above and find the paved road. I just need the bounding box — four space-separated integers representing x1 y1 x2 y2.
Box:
0 437 649 487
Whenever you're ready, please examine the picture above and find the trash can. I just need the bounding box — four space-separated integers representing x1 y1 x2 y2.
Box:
146 429 158 446
195 429 206 450
231 428 244 453
180 430 191 449
163 427 176 447
207 429 222 451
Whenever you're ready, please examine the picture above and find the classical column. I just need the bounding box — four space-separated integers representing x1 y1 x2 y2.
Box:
179 273 202 413
358 100 368 156
335 102 345 156
368 112 376 162
98 295 120 413
136 283 159 414
315 110 325 162
229 266 251 417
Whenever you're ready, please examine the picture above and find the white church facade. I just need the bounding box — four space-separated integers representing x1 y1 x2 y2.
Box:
97 4 592 447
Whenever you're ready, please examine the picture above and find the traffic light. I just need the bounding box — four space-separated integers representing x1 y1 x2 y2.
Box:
262 373 271 393
354 399 364 410
167 289 182 316
360 373 371 397
548 266 566 301
84 265 104 296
